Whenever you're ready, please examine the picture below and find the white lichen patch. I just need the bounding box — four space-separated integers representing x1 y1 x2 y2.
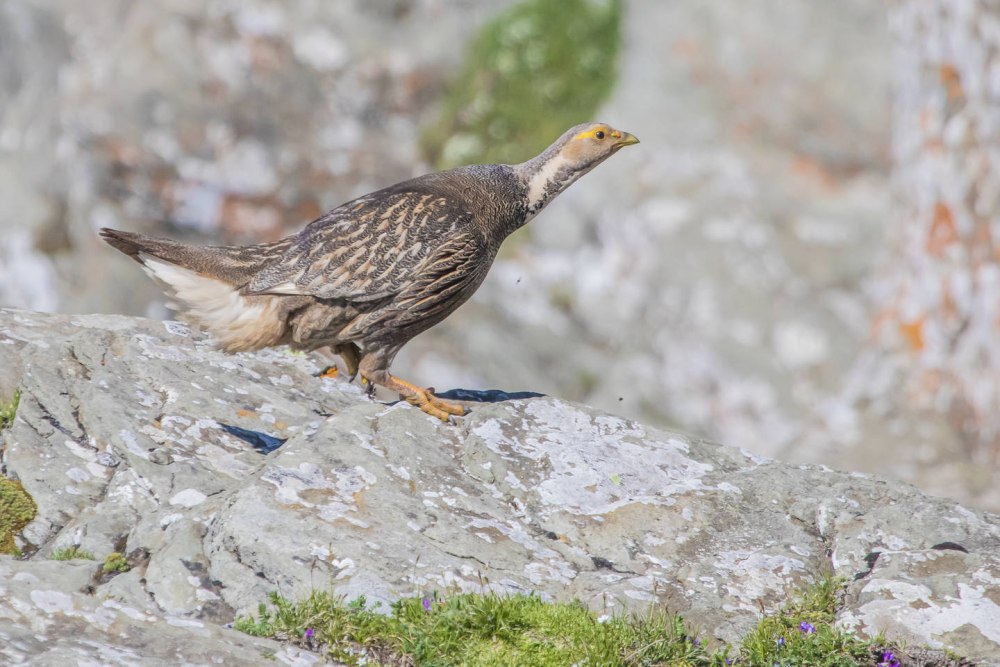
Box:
524 561 576 585
30 590 75 614
65 467 90 483
170 489 207 507
472 400 714 516
842 576 1000 648
118 429 150 460
262 462 375 527
352 430 385 458
714 550 807 610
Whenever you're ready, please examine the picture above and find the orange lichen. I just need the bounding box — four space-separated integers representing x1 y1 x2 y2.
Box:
939 63 964 101
791 156 838 192
899 318 926 352
926 202 959 256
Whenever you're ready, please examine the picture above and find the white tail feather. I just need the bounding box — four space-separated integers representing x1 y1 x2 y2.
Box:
140 255 284 351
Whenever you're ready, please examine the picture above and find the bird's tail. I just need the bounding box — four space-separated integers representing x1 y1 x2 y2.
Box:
100 228 297 352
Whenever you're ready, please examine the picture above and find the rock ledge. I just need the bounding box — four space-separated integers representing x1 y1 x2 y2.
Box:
0 309 998 665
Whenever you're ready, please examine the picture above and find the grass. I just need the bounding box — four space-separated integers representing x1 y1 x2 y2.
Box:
50 546 96 561
0 388 19 431
103 552 130 573
736 577 894 666
0 389 36 556
236 590 723 666
236 577 927 666
421 0 623 169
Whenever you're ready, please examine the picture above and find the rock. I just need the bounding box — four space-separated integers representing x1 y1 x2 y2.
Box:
1 308 998 665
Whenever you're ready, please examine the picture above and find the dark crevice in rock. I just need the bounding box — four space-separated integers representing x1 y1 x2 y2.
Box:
590 555 615 570
36 397 79 440
66 346 92 382
854 551 882 580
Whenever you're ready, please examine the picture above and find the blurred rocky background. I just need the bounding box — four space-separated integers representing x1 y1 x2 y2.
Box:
1 0 997 511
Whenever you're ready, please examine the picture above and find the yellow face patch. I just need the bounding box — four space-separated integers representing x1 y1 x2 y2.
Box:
573 126 611 141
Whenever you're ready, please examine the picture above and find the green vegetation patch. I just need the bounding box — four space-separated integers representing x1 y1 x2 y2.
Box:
237 590 722 666
237 577 942 666
103 552 130 573
1 388 35 556
50 546 96 561
0 388 20 431
0 476 36 556
736 576 895 666
422 0 622 169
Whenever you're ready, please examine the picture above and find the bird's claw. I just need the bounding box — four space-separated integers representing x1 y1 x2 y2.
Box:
317 365 339 380
405 390 466 421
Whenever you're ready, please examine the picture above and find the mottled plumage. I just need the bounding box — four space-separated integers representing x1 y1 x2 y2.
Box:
102 122 638 419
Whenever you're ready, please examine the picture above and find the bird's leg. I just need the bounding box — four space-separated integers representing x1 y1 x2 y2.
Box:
333 343 361 381
318 343 362 381
363 369 465 421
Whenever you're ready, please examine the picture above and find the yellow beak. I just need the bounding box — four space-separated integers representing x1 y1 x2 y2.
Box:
616 132 639 147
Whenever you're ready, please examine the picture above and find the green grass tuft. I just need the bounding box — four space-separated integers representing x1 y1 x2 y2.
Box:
235 576 963 666
422 0 623 169
0 388 19 431
236 590 725 666
50 546 96 561
102 552 130 573
736 576 891 666
0 388 34 556
0 476 36 556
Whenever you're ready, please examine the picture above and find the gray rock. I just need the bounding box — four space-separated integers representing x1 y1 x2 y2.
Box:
1 308 998 665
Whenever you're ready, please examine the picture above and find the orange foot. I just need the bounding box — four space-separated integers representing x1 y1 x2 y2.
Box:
318 365 339 379
365 373 466 421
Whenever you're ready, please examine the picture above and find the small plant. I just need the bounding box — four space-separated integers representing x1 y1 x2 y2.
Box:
236 576 973 666
0 476 36 556
236 590 726 666
102 552 130 573
0 388 20 431
736 575 893 666
50 546 96 561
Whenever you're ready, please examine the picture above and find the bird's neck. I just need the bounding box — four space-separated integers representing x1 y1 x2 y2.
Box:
514 150 583 217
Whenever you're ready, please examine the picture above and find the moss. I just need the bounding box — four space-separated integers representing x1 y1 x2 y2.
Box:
50 546 96 561
0 388 20 431
0 388 34 556
103 552 130 573
0 476 36 556
422 0 623 169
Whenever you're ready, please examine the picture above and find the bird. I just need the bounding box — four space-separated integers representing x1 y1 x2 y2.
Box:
101 122 639 420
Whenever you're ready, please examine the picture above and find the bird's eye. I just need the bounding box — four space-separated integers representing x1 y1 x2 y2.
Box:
595 131 605 140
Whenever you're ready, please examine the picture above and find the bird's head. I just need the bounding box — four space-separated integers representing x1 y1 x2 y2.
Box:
556 122 640 170
517 122 639 215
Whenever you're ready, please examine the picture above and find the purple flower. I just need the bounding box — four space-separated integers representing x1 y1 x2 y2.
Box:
879 650 900 667
422 597 431 611
693 638 701 646
798 621 816 634
776 636 786 647
304 628 314 640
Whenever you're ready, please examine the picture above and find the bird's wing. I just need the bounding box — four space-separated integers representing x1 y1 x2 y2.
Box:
244 190 475 302
338 229 488 339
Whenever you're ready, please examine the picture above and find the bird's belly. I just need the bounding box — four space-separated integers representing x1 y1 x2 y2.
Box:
285 299 366 351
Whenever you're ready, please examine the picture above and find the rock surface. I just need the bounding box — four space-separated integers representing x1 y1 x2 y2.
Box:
6 0 994 515
1 309 999 665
